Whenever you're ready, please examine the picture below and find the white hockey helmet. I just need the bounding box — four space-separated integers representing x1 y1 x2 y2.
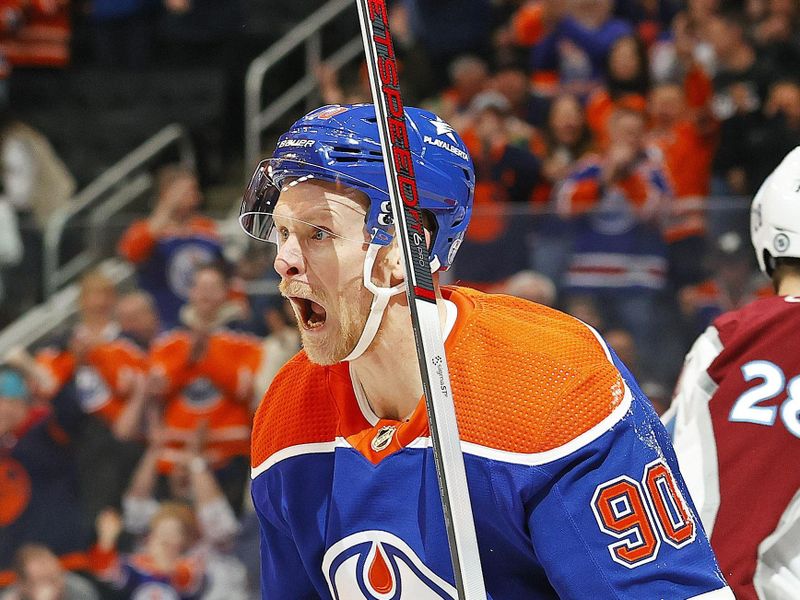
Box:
751 146 800 275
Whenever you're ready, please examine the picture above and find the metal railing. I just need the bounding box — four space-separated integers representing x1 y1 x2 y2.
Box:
0 258 134 357
244 0 363 170
43 124 196 298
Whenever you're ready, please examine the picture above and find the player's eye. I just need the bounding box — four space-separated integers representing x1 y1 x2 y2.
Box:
311 228 332 241
277 226 290 242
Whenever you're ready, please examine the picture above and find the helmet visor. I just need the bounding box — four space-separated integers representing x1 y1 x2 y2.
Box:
239 158 391 245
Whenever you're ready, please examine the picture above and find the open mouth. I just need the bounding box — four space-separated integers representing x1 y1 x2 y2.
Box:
289 296 328 331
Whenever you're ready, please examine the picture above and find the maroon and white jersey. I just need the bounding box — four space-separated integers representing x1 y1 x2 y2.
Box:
667 294 800 600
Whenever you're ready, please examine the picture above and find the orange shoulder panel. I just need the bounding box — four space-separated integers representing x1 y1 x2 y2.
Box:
447 287 625 454
251 352 339 468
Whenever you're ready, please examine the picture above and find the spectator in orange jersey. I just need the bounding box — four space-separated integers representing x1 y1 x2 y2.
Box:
17 271 149 523
118 164 225 330
32 271 147 427
585 34 649 149
0 0 71 69
648 80 718 288
452 91 541 289
148 263 261 512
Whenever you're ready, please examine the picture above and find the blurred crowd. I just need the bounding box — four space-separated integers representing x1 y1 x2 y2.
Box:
1 0 799 597
1 164 298 599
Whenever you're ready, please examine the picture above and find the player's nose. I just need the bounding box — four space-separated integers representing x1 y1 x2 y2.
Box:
274 235 305 278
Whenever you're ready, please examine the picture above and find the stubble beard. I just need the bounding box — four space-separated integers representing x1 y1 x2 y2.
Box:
280 278 372 366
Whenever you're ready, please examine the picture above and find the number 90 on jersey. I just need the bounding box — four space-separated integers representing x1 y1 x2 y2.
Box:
591 459 697 568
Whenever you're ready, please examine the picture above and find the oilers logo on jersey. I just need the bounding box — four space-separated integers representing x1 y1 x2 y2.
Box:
322 531 457 599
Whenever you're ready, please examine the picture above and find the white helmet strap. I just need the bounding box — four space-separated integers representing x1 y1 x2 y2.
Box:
343 243 406 362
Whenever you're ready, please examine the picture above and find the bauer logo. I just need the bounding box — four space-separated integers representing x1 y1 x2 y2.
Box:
322 531 457 599
277 139 315 149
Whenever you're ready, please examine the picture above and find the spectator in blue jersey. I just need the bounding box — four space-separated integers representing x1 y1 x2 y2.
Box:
530 0 633 98
118 164 225 330
556 106 672 380
0 367 93 583
90 503 205 600
112 415 249 600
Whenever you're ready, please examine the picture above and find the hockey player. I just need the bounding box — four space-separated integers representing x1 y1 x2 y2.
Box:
667 146 800 600
240 104 733 598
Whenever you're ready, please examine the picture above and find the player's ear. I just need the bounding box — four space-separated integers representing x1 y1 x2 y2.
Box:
377 239 405 286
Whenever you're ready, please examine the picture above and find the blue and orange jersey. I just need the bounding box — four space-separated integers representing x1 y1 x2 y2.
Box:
90 545 204 600
118 217 224 329
250 286 732 599
650 114 718 243
35 331 148 427
149 328 262 473
556 152 671 291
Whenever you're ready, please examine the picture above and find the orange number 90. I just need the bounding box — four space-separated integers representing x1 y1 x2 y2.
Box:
591 460 696 568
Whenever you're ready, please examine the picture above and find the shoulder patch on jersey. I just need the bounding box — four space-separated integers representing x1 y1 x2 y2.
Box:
447 288 627 456
251 351 339 469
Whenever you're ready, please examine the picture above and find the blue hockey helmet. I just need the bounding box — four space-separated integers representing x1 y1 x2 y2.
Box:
240 103 475 271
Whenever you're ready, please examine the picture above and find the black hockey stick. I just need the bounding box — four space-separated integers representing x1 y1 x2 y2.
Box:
354 1 487 598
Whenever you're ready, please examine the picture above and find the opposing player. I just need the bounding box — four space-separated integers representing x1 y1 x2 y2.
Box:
241 104 732 599
667 147 800 599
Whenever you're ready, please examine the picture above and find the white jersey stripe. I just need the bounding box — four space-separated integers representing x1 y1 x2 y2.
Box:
686 586 735 599
252 386 633 478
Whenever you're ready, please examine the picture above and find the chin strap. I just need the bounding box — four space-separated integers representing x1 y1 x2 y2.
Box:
343 243 406 362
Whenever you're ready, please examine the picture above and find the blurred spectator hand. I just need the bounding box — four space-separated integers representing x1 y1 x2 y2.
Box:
165 0 192 14
726 167 748 195
67 328 103 363
145 369 168 400
604 143 638 181
95 508 124 551
186 418 209 458
765 82 800 123
542 148 572 183
38 0 68 16
116 368 145 400
754 14 792 44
